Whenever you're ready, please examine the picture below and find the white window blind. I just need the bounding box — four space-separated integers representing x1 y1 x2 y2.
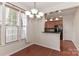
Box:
5 6 18 25
0 3 27 45
5 6 18 43
0 4 2 25
21 13 27 40
5 26 17 43
0 4 2 44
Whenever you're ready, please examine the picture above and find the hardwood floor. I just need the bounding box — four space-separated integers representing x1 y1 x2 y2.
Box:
60 40 78 56
11 40 78 56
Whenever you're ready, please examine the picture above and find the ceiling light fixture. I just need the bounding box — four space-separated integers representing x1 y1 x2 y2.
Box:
58 10 62 13
45 20 48 22
55 18 59 20
25 2 44 19
49 18 53 21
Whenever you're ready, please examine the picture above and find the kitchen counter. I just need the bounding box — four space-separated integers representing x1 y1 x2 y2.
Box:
43 31 60 33
35 31 60 51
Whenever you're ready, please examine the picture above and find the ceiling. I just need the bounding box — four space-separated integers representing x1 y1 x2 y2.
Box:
18 2 63 8
46 7 77 19
17 2 79 13
11 2 79 20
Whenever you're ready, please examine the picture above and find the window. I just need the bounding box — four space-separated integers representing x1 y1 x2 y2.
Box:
0 3 27 44
0 4 2 44
20 13 27 40
5 6 18 43
5 26 17 43
0 5 2 25
5 7 18 25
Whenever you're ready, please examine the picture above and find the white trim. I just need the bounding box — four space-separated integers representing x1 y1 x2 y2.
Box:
7 42 34 56
34 42 60 51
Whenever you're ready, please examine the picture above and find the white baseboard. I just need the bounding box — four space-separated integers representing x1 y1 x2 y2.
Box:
7 42 34 56
34 42 60 51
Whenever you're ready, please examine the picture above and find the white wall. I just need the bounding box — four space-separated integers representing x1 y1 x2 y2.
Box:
35 33 60 51
72 7 79 50
63 7 79 51
27 18 36 43
63 14 75 41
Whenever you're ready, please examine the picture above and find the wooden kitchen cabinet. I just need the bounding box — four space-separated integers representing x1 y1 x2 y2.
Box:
45 20 63 32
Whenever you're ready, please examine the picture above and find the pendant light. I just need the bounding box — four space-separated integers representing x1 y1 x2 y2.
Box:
25 2 44 19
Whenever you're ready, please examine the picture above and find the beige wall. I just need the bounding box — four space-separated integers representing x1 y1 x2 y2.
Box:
72 7 79 50
27 18 36 43
63 7 79 51
63 14 75 41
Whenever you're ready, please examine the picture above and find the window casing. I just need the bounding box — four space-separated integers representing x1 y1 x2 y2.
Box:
5 6 19 43
0 3 27 44
0 3 2 45
20 13 27 40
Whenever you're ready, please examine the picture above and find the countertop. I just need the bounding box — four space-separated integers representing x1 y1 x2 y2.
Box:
43 31 60 34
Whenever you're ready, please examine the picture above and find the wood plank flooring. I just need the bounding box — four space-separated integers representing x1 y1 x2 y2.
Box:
11 40 78 56
60 40 78 56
